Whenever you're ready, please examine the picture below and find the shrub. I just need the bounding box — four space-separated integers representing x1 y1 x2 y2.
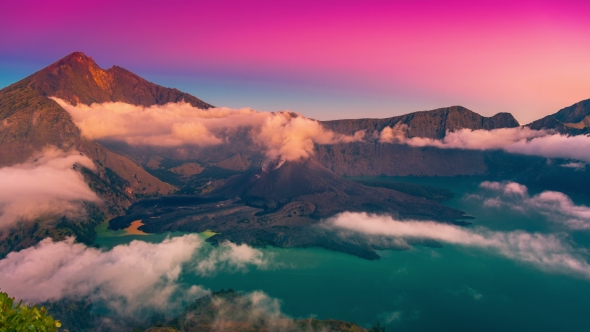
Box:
0 292 61 331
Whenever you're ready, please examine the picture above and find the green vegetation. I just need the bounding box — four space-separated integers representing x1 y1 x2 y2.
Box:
0 292 61 331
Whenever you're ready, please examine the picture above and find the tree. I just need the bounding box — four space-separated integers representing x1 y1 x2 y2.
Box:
0 292 61 331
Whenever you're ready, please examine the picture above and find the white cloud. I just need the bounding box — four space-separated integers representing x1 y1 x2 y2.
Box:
380 311 402 323
479 181 590 230
561 162 586 170
0 235 270 316
53 98 363 162
0 148 100 230
195 241 270 276
505 134 590 163
204 290 296 331
378 124 590 163
325 212 590 280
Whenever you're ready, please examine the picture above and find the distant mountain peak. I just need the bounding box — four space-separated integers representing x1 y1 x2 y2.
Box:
528 98 590 134
46 51 101 73
59 51 93 64
322 105 520 139
23 52 213 109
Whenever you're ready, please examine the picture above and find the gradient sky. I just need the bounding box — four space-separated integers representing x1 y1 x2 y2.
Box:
1 0 590 123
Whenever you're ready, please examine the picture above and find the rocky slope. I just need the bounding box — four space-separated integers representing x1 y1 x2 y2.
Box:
101 106 517 179
4 51 588 259
0 52 197 255
27 52 213 109
321 106 519 139
528 98 590 134
311 106 519 177
109 159 467 260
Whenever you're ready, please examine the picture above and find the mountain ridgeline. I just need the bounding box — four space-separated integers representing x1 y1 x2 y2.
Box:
321 106 519 139
1 52 590 260
528 98 590 134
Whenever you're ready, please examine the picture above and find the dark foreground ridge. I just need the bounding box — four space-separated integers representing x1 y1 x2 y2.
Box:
45 289 375 332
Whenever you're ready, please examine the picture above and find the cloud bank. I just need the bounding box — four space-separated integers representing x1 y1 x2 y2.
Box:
326 212 590 280
478 181 590 230
0 149 100 230
379 123 590 163
53 98 363 162
0 235 269 316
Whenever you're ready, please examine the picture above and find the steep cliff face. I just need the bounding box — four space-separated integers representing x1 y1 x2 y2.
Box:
315 106 517 176
97 106 518 178
322 106 519 139
315 143 488 177
528 98 590 134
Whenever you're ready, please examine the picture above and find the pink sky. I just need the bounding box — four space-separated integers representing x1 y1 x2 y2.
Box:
1 0 590 123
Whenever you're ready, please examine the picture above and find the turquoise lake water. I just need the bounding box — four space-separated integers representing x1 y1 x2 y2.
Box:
95 177 590 331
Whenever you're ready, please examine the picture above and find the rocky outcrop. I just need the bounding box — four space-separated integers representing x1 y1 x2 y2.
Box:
527 98 590 134
322 106 519 139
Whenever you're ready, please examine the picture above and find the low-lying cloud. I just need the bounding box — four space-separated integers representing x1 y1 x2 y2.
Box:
561 162 586 170
379 123 590 163
326 212 590 280
505 134 590 163
206 291 291 331
53 98 363 162
196 241 270 276
0 235 270 316
0 148 100 230
478 181 590 230
198 290 358 332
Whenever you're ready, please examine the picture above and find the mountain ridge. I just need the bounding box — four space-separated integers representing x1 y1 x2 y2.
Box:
528 98 590 134
321 106 519 139
0 52 195 256
24 52 213 108
3 51 590 259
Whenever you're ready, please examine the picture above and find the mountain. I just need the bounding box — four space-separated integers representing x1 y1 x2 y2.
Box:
321 106 519 139
100 106 520 181
0 52 197 255
27 52 213 108
528 98 590 134
109 159 467 260
3 51 587 260
311 107 517 177
217 159 464 219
